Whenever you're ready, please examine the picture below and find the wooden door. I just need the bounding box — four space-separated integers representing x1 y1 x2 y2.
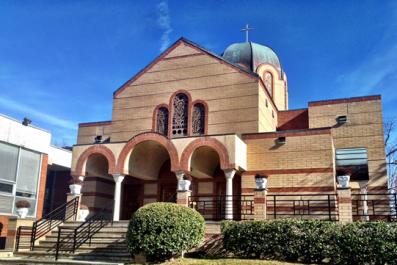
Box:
121 182 143 220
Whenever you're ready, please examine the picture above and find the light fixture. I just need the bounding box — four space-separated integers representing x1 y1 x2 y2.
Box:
22 117 31 126
276 136 286 144
94 135 102 143
336 115 347 125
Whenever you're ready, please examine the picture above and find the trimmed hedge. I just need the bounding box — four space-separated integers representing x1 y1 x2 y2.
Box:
221 220 397 264
126 202 205 261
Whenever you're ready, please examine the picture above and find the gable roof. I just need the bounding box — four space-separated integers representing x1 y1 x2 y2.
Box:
113 37 259 97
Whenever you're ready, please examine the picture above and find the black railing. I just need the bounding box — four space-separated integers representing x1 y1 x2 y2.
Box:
15 197 79 251
352 193 397 221
15 226 33 251
55 201 113 260
267 194 338 221
30 197 79 250
188 195 254 221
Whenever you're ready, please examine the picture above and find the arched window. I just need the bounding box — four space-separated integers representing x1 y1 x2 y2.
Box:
264 72 273 96
156 107 169 136
172 93 188 137
192 103 205 135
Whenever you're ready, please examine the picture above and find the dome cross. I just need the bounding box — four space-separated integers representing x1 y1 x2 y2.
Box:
241 24 253 42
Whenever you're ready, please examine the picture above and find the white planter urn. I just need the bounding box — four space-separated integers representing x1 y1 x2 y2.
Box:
337 175 350 188
78 209 89 221
178 179 191 191
16 208 29 218
255 177 268 190
69 184 82 195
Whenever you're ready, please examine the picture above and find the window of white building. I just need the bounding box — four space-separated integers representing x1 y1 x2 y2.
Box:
0 141 41 216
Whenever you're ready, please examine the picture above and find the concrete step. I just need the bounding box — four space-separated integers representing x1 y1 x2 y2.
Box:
52 226 128 234
33 245 129 253
45 232 126 240
14 251 133 263
0 257 125 265
205 221 221 235
61 221 129 228
39 238 126 245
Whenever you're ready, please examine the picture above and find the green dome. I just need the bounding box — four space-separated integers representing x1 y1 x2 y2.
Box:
222 42 281 73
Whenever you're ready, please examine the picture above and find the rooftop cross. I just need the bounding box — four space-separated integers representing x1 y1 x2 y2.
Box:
241 24 253 42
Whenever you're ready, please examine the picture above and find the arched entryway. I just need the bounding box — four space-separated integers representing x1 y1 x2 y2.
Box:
119 139 178 220
79 153 115 216
188 145 241 220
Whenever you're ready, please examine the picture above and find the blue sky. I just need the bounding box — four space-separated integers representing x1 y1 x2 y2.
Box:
0 0 396 146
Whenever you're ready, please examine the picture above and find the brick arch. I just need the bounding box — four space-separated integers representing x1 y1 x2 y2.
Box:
116 132 180 174
180 138 233 171
74 145 117 176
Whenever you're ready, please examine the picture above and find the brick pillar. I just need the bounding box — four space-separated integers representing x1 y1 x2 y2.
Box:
176 190 192 207
254 189 267 220
5 217 35 250
337 187 353 223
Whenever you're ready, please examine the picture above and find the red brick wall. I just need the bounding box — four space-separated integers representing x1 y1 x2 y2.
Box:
0 216 8 237
36 154 48 219
277 109 308 131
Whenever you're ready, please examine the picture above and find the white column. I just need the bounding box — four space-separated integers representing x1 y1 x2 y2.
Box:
175 171 185 191
224 169 236 220
112 174 125 221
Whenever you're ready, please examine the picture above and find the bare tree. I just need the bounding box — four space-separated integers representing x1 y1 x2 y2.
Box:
385 119 397 191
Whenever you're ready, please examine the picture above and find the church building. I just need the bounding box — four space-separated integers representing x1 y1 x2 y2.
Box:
71 37 387 221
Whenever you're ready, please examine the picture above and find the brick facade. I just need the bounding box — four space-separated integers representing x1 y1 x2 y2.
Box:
71 38 388 221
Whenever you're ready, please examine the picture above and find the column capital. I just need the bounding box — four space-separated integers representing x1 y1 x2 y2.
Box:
223 169 236 179
71 175 85 182
112 174 125 183
175 171 185 180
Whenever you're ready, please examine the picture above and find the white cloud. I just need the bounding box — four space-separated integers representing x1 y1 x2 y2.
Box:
336 3 397 101
157 1 173 52
0 96 76 130
336 44 397 99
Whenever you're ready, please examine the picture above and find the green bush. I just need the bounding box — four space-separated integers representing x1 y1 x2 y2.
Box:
126 202 205 261
221 220 397 264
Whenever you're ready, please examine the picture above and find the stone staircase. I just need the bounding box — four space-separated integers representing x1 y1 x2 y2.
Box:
0 221 133 265
0 220 222 264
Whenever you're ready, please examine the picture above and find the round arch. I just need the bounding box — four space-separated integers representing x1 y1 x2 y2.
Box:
116 132 180 174
180 138 232 171
74 145 117 176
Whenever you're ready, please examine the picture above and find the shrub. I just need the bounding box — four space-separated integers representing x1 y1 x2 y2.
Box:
221 220 397 264
15 200 31 208
126 202 205 261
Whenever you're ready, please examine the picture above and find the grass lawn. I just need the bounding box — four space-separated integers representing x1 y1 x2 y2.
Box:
160 258 299 265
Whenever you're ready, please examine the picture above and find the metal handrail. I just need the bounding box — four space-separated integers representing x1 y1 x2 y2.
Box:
55 200 114 260
15 226 33 251
30 197 79 250
267 194 338 221
351 192 397 221
188 195 254 221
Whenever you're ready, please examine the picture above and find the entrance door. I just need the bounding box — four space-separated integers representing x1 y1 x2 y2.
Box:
160 184 176 202
121 178 143 220
158 160 177 202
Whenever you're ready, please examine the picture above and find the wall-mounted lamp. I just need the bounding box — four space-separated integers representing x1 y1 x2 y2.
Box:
336 115 347 125
22 117 31 126
94 135 102 143
276 136 286 144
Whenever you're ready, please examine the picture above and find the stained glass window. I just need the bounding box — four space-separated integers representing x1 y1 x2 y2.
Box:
157 107 169 136
264 72 273 96
172 93 188 137
192 103 205 135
